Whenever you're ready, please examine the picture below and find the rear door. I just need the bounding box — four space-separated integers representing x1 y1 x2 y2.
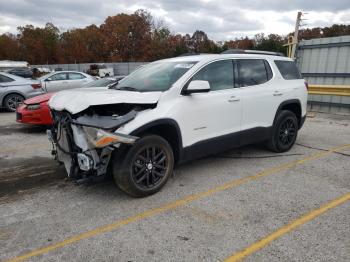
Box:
67 73 89 89
237 59 283 134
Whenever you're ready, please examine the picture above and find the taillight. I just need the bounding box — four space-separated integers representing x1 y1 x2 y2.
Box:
31 83 42 89
304 81 309 90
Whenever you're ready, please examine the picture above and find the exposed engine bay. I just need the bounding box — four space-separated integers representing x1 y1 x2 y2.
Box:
48 103 155 183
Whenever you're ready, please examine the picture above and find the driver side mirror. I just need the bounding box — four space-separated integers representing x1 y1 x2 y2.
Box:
183 80 210 95
45 77 52 82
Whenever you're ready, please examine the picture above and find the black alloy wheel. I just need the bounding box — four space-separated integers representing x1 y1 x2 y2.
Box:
132 146 168 189
113 135 174 197
267 110 299 153
278 118 296 147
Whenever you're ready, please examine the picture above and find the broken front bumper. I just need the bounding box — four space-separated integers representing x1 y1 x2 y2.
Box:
48 112 138 178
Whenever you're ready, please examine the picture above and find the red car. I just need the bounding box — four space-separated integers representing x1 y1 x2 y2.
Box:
16 76 125 125
16 92 55 125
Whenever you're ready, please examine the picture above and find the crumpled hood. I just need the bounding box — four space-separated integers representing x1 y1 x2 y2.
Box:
48 88 162 114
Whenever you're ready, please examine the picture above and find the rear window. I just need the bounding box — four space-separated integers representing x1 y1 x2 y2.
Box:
275 60 302 80
0 74 14 83
237 59 272 87
69 73 85 80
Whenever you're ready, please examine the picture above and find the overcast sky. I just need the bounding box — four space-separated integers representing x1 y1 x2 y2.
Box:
0 0 349 40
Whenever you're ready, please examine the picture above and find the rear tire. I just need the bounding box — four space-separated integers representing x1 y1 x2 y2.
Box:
267 110 298 153
113 135 174 197
4 93 24 112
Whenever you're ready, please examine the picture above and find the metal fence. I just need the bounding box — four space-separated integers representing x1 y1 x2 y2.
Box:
296 35 350 114
296 35 350 85
32 62 148 76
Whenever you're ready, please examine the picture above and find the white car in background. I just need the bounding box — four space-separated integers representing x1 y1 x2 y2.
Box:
40 71 95 92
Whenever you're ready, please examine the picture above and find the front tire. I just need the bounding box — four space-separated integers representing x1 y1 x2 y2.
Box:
267 110 298 153
4 93 24 112
113 135 174 197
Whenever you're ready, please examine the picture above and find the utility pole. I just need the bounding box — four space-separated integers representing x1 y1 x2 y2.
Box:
290 11 302 59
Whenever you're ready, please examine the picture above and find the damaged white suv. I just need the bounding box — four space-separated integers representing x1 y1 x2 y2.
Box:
48 50 307 197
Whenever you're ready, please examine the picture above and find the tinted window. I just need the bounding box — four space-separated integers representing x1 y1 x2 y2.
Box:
237 59 270 87
192 60 234 91
69 73 85 80
275 60 302 80
0 74 14 83
50 73 67 81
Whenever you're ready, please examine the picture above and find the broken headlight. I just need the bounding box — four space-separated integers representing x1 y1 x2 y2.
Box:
82 126 138 148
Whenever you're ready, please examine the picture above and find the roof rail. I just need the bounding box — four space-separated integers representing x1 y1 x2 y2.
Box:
177 53 213 57
221 49 285 57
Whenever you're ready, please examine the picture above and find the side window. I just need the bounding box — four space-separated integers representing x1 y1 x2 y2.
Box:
0 74 14 83
237 59 270 87
192 60 234 91
274 60 302 80
50 73 67 81
68 73 85 80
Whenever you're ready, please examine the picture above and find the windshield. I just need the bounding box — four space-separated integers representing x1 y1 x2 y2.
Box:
83 78 116 88
116 61 197 92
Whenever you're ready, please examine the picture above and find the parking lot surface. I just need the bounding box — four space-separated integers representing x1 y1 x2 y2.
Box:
0 111 349 262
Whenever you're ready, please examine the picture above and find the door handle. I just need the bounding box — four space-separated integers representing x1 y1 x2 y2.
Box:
273 91 283 96
228 96 240 102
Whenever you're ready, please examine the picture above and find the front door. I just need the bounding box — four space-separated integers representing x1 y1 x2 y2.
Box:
175 59 242 149
44 73 68 92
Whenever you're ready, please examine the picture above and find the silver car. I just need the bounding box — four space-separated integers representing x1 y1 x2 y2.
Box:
0 72 44 111
40 71 95 92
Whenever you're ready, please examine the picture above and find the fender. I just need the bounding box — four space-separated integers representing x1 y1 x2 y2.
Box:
273 99 304 128
130 118 184 163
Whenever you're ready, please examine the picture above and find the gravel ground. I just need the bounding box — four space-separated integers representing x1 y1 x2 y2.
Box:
0 111 349 262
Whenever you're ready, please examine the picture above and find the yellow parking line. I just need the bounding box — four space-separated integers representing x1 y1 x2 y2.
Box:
224 192 350 262
5 143 350 262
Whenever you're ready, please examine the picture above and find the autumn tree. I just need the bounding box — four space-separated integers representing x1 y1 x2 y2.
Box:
100 10 152 61
298 24 350 40
17 23 60 64
225 37 254 50
190 30 217 53
0 33 21 60
1 10 350 64
61 25 107 63
254 33 286 55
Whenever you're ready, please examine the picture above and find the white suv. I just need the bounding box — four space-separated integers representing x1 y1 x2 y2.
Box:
48 51 307 197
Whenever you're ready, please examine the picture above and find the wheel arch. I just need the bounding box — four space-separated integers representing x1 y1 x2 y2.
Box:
274 99 302 127
130 119 183 164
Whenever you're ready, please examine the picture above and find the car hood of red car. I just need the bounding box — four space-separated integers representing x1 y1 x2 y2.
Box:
24 92 55 104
